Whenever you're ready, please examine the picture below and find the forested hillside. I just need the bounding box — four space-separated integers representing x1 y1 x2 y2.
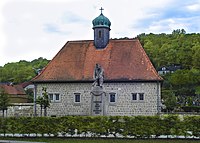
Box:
138 29 200 69
137 29 200 111
0 57 49 83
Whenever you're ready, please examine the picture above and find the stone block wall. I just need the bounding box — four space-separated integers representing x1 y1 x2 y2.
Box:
0 103 34 117
104 82 160 116
35 82 161 116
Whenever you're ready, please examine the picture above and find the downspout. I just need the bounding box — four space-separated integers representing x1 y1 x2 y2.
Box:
157 81 161 115
34 84 37 116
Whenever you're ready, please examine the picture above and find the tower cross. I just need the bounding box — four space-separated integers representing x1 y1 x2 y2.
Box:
99 7 104 14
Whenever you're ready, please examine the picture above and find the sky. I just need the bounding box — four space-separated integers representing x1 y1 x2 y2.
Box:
0 0 200 66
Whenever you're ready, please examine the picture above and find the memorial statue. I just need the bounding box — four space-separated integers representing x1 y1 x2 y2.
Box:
93 64 104 87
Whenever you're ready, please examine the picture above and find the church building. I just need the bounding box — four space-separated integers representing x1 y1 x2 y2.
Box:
32 8 162 116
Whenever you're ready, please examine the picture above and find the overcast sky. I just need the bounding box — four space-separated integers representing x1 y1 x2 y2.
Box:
0 0 200 66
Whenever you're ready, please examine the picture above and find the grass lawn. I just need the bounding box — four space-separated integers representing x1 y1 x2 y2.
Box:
0 138 200 143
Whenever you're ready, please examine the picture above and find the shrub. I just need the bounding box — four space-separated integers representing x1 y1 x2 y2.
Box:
1 115 200 138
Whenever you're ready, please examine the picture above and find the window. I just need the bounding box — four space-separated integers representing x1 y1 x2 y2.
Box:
132 93 137 100
139 93 144 100
49 93 53 101
55 93 60 101
98 30 102 38
109 93 116 103
48 93 60 102
74 93 81 103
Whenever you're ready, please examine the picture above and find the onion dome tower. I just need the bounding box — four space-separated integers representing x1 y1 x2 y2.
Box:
92 7 111 49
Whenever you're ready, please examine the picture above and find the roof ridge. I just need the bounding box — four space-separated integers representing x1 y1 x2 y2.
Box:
68 40 93 43
110 38 137 42
67 39 137 43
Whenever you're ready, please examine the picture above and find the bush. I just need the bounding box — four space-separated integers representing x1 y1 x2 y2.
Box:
184 116 200 138
182 106 200 112
1 115 200 138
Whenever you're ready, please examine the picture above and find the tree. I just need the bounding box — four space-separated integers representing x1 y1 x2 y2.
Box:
172 29 186 36
0 87 10 118
25 88 34 103
192 44 200 69
36 96 44 117
42 87 50 116
36 87 50 116
162 90 177 112
0 57 49 84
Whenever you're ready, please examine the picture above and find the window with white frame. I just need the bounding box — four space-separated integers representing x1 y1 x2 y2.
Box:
48 93 60 102
49 93 53 101
132 93 137 100
109 92 116 103
139 93 144 100
55 93 60 101
74 93 81 103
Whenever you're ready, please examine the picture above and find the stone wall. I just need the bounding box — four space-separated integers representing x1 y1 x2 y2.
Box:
0 103 34 117
35 82 161 116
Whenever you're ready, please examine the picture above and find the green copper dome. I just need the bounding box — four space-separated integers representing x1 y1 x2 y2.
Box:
92 13 111 29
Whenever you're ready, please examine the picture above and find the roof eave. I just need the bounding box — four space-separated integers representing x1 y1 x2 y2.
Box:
32 79 163 84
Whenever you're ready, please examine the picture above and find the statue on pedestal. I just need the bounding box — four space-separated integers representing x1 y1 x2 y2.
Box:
93 64 104 88
91 64 106 115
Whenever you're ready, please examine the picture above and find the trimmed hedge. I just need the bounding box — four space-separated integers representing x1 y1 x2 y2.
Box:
182 106 200 112
0 115 199 138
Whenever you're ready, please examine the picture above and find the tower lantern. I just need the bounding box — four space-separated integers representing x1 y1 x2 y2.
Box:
92 7 111 49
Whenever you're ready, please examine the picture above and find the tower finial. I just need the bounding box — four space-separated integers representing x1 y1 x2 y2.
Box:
99 7 104 14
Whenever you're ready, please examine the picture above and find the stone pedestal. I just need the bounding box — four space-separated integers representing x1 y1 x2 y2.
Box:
91 86 106 116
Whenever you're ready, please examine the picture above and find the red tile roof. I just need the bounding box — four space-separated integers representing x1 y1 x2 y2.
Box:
0 84 26 95
32 39 162 82
19 81 33 88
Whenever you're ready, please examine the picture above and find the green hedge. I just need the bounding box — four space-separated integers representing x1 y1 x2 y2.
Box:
182 106 200 112
0 115 199 138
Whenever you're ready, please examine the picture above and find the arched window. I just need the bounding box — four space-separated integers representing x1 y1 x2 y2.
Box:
98 30 102 38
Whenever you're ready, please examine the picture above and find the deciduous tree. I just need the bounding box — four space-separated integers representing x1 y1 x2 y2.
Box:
0 87 10 118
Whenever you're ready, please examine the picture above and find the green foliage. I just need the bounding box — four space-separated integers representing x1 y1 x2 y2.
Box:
0 88 10 118
36 87 50 116
42 87 50 116
25 88 34 103
1 115 200 139
162 90 177 112
36 96 44 116
182 106 200 112
161 115 182 137
137 30 200 110
138 30 200 69
0 57 49 84
6 117 19 136
195 86 200 95
184 116 200 138
0 138 198 143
